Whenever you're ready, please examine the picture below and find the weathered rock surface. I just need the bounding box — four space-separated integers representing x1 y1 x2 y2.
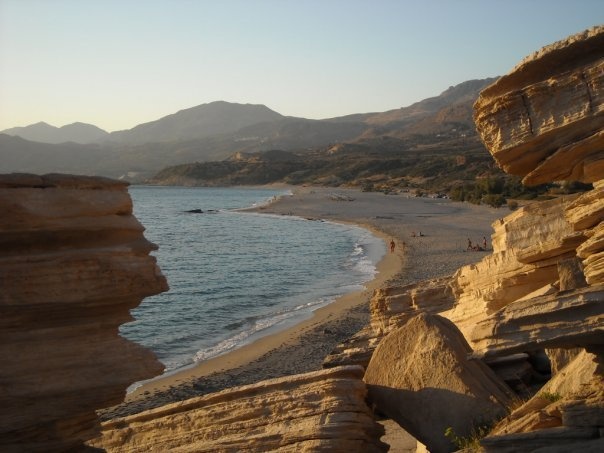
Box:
568 181 604 285
469 285 604 359
467 27 604 451
364 313 513 453
323 277 455 369
0 173 168 452
482 351 603 452
89 365 388 452
473 25 604 185
444 197 581 342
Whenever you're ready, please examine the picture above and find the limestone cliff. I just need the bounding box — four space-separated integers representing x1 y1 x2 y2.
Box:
89 365 388 452
0 174 168 451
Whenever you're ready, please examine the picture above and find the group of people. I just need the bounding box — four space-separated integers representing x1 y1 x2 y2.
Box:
389 234 488 254
467 236 488 251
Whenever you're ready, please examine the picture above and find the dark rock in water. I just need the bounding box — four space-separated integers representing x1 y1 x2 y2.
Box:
185 209 203 213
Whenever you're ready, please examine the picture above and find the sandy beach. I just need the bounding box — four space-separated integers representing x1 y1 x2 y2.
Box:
101 186 504 420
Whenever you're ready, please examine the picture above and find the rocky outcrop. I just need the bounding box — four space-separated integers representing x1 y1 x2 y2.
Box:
466 26 604 452
323 276 455 369
359 27 604 452
0 174 167 452
567 181 604 285
444 195 582 342
364 313 513 453
482 351 603 452
473 25 604 185
469 285 604 359
89 365 388 452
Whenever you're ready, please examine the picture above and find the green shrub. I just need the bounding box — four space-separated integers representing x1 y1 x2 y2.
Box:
540 391 562 403
444 424 491 451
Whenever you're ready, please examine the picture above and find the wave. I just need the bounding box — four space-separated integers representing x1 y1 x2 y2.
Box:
193 295 334 363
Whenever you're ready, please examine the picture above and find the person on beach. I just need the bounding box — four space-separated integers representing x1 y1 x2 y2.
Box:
390 239 396 253
483 236 488 250
467 238 473 250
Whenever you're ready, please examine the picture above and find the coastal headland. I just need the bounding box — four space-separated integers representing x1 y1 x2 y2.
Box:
103 186 503 419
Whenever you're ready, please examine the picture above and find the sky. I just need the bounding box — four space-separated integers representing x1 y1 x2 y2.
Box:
0 0 602 132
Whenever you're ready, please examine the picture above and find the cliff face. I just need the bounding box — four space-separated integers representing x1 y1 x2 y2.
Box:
0 174 168 451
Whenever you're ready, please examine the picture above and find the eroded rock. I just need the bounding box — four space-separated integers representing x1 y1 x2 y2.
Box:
473 26 604 185
0 173 168 452
470 285 604 359
89 365 388 452
364 313 513 453
324 277 454 369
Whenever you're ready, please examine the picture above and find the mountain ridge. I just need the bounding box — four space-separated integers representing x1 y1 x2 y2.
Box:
0 77 499 179
1 121 109 144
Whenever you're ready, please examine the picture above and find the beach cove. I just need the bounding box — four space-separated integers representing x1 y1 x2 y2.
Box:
101 186 504 419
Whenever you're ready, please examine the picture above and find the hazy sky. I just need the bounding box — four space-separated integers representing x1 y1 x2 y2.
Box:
1 0 602 132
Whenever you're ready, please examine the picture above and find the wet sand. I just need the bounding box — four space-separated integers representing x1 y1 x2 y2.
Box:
100 186 503 420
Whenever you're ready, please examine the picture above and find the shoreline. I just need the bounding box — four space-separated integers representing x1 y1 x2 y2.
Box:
121 205 401 397
102 186 502 419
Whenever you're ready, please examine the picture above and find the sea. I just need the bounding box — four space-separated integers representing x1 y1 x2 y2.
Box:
122 186 386 374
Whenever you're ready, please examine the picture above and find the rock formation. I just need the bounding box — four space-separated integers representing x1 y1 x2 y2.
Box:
331 26 604 451
89 365 388 452
465 26 604 452
473 25 604 185
323 276 455 369
0 174 168 452
469 285 604 359
364 313 513 453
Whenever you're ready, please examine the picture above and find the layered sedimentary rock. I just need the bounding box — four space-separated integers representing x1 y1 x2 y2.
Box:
323 276 454 369
568 181 604 285
89 365 388 452
482 351 603 452
469 285 604 359
364 313 513 453
473 25 604 185
444 196 583 342
0 174 167 451
467 26 604 451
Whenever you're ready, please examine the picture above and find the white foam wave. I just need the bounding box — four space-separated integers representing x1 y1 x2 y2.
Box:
193 296 333 363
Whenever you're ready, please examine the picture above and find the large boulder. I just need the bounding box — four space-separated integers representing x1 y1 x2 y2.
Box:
324 277 455 369
364 313 513 453
0 174 168 451
89 365 388 452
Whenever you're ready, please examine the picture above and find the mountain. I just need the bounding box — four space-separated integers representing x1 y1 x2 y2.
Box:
362 78 498 126
0 78 498 180
0 134 111 175
1 121 109 144
106 101 285 144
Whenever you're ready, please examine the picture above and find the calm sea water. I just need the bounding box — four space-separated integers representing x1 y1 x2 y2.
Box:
123 186 385 373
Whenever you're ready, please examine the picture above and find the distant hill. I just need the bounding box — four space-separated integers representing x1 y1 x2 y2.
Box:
0 78 499 180
1 122 109 144
363 78 498 126
0 134 111 175
106 101 286 144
